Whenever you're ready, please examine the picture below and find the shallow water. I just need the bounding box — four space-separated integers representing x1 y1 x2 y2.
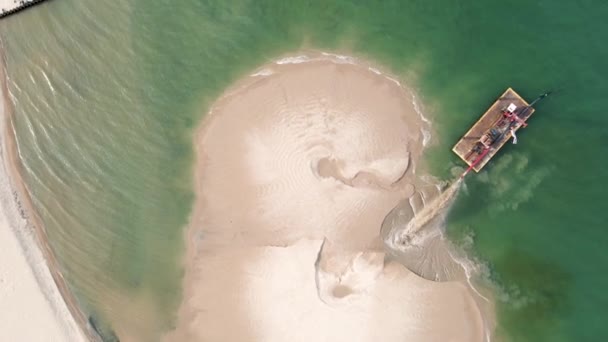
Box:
1 0 607 341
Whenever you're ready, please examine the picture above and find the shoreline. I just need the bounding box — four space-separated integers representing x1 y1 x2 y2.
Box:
0 40 97 341
168 52 491 341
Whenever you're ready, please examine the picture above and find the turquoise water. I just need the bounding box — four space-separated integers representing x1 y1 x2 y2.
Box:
1 0 607 340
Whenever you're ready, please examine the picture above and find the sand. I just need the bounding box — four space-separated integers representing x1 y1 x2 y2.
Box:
0 44 90 341
167 54 486 342
0 201 86 342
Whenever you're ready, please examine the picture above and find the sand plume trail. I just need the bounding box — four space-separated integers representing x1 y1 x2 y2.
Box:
389 178 463 247
382 178 470 282
167 55 485 342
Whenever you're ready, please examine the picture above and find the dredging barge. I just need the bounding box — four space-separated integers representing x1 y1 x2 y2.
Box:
453 88 550 177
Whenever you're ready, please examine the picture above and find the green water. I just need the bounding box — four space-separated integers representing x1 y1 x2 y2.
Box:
1 0 607 340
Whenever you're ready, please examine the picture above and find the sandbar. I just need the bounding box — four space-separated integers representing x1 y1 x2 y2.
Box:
167 54 485 342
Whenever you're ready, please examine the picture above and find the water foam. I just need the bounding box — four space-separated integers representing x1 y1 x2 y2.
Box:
250 68 274 77
320 52 357 64
275 55 311 65
411 94 432 146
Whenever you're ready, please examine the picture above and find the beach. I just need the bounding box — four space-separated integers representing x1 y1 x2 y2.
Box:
167 56 485 342
0 199 85 342
0 45 89 342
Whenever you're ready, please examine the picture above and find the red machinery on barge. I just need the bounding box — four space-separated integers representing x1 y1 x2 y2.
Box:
452 88 550 178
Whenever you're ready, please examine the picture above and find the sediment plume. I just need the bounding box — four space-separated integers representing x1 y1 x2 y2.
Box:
166 54 485 342
389 178 463 247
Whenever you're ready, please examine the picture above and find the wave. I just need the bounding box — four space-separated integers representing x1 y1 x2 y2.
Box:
250 68 275 77
275 55 311 65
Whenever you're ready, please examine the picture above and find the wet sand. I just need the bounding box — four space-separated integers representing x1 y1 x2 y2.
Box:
168 55 485 342
0 43 94 341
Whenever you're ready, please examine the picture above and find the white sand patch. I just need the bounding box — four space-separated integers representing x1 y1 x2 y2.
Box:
275 55 311 65
246 240 481 342
0 210 84 342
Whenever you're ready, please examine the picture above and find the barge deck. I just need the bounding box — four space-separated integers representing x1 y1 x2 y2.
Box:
452 88 535 173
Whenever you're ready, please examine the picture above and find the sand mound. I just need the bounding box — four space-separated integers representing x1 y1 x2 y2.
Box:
166 56 484 342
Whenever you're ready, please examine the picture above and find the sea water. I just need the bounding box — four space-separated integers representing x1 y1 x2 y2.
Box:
1 0 607 340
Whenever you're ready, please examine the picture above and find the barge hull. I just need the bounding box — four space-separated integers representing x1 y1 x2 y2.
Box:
452 88 534 172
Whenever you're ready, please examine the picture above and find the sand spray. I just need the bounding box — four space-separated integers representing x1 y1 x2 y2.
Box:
379 176 480 284
391 178 463 246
